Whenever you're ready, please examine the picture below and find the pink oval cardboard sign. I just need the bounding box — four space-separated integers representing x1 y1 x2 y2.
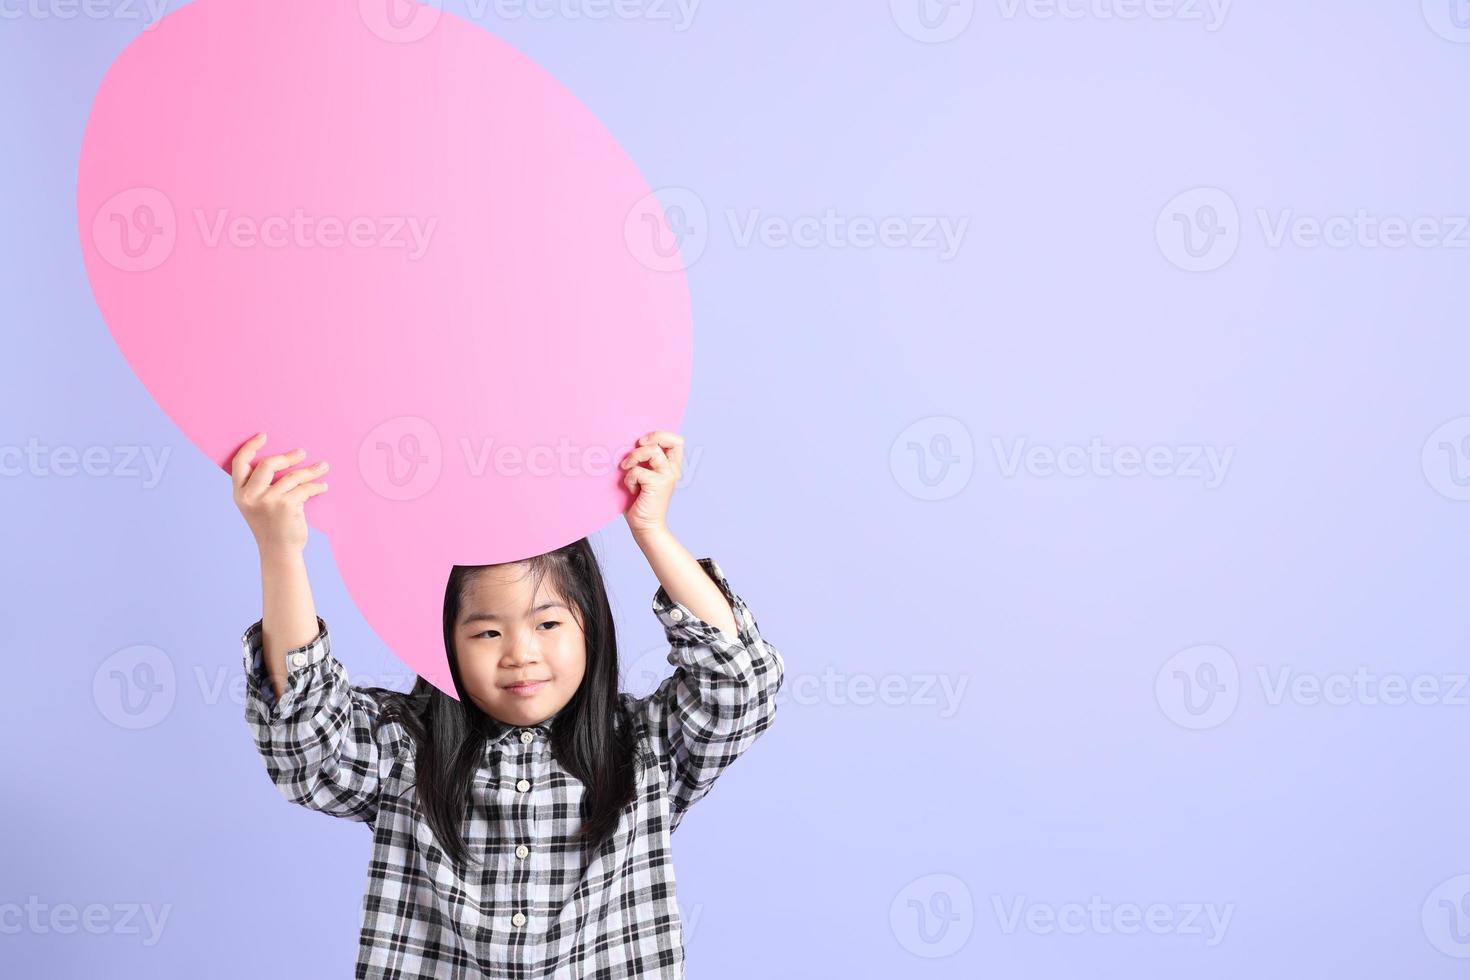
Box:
77 0 692 694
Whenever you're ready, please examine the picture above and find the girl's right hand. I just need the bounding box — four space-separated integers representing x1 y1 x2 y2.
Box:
231 432 330 556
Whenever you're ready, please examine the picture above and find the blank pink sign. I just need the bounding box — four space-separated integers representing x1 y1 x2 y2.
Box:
77 0 692 694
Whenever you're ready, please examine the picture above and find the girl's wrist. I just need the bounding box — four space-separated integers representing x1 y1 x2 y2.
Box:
257 542 306 570
630 522 675 551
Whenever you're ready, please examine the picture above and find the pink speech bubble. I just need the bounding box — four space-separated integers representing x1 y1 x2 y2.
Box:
77 0 692 694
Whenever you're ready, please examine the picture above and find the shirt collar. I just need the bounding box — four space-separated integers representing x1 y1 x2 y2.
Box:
485 711 558 744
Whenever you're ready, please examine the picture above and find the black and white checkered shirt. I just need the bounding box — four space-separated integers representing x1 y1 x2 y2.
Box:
242 557 783 979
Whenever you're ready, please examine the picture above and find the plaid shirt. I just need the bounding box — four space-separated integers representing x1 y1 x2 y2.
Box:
242 557 783 979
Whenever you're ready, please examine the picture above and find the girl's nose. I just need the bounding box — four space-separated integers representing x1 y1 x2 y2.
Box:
501 637 541 665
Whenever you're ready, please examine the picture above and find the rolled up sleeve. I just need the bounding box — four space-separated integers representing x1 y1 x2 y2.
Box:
625 558 785 831
242 616 397 824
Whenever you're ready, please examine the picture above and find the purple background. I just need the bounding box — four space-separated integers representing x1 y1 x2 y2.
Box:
6 0 1470 976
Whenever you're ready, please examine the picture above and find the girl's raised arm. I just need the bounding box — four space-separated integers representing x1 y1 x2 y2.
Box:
616 430 786 829
230 431 330 700
623 549 785 832
231 433 402 824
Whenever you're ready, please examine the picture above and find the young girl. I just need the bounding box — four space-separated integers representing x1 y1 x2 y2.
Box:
231 429 784 979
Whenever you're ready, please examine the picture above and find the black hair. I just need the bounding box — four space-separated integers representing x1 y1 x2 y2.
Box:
369 536 641 867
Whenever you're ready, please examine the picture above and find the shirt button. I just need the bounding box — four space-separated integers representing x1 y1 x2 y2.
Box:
511 912 526 927
519 730 533 744
289 652 307 668
670 608 683 621
515 844 529 859
516 778 530 793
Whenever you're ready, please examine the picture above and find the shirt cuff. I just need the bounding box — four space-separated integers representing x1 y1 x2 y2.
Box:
651 557 759 647
241 615 330 716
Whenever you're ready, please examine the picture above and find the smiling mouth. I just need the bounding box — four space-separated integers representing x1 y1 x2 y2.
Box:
504 680 548 697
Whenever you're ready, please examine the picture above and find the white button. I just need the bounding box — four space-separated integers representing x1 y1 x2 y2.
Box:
289 652 307 668
515 844 529 859
516 778 530 792
511 912 526 927
520 730 533 744
670 608 683 621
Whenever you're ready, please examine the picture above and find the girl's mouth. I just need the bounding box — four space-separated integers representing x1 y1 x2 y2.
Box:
505 681 548 697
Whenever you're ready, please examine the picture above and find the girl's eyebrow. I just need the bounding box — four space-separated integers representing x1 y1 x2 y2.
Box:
463 601 568 625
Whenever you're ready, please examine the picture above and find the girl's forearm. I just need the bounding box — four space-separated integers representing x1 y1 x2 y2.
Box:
632 527 740 639
258 546 321 701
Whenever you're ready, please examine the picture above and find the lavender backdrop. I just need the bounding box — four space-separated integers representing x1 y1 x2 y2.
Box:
5 1 1470 976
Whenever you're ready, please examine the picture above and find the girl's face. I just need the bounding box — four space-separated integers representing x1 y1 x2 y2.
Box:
454 563 587 727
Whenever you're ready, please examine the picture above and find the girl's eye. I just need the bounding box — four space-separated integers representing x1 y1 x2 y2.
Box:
474 622 557 638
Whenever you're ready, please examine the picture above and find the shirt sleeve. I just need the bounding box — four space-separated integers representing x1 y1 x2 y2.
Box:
241 615 402 824
623 557 785 832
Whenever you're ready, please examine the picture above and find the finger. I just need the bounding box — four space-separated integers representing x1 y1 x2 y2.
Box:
637 431 684 450
626 455 675 491
620 444 670 471
282 480 329 506
230 432 269 490
644 445 671 473
274 459 330 495
246 447 307 495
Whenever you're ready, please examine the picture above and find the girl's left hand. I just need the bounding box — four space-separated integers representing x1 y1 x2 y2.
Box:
620 430 683 536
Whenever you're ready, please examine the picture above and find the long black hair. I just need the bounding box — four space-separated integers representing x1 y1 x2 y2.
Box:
368 536 642 867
